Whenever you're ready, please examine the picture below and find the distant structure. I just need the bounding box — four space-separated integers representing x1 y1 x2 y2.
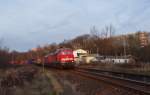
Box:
31 48 38 52
73 49 86 64
148 32 150 44
99 55 135 64
73 49 98 64
138 32 149 47
73 49 88 58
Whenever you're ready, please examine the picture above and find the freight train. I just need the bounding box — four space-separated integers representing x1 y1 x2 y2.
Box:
29 48 75 68
11 48 75 69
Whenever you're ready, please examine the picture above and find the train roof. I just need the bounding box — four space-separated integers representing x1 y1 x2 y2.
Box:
57 48 72 51
44 48 73 57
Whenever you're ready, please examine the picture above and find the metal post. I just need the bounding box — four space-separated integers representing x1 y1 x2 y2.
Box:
12 52 14 64
42 61 45 73
123 36 127 58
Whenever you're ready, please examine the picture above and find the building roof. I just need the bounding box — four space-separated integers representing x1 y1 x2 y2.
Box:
74 49 87 54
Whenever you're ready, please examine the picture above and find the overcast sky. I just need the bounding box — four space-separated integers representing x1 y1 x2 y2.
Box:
0 0 150 51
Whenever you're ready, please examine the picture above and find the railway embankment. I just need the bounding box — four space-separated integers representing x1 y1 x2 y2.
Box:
51 69 140 95
0 65 54 95
0 64 149 95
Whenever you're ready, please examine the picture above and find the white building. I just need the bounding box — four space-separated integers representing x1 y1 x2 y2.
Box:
73 49 98 64
73 49 89 64
81 54 98 64
73 49 88 58
100 56 135 64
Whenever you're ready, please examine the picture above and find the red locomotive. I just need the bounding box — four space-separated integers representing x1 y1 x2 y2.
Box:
44 48 75 68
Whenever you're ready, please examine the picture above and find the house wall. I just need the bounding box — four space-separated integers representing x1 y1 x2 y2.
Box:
103 58 130 64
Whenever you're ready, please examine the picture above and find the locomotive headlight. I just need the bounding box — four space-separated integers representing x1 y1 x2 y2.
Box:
61 58 66 61
61 58 73 61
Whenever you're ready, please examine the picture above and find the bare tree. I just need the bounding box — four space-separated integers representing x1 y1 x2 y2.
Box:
101 24 115 38
90 26 99 38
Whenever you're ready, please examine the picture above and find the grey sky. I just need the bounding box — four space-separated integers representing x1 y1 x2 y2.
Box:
0 0 150 51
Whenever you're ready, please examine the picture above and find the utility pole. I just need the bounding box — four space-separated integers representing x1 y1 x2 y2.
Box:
11 52 14 64
97 48 99 55
123 35 127 58
42 61 45 73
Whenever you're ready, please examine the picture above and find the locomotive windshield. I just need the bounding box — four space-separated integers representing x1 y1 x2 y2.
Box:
61 51 72 55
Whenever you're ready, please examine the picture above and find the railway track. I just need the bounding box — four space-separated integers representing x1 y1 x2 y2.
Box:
73 68 150 95
79 67 150 83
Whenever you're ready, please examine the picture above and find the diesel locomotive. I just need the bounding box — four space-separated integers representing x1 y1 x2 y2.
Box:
44 48 75 68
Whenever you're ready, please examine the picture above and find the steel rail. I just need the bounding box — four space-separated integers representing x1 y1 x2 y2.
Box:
72 68 150 95
78 67 150 84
